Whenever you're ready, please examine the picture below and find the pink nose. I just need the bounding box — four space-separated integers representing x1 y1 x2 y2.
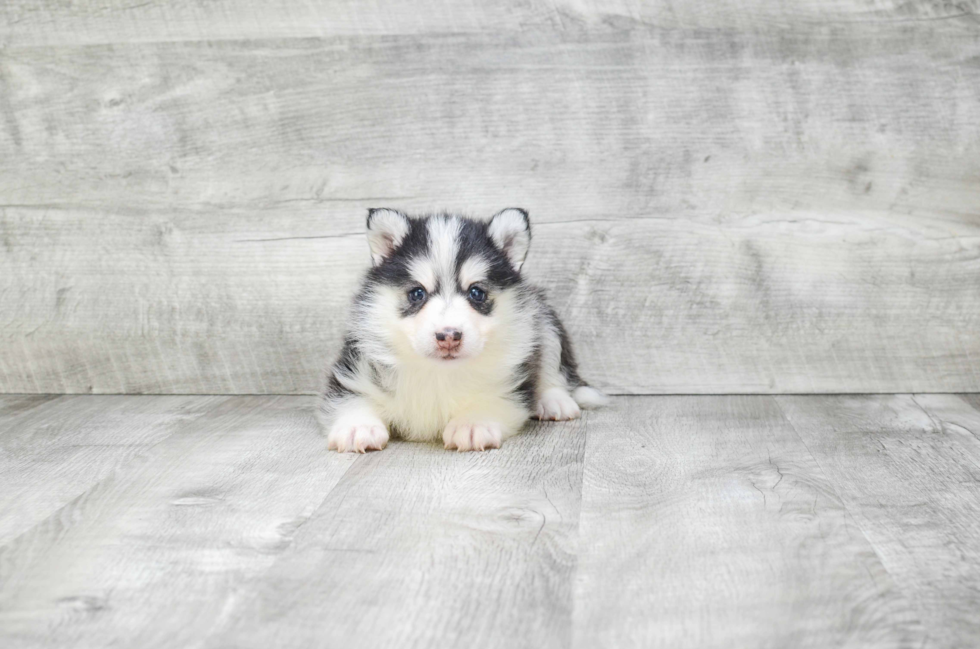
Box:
435 328 462 352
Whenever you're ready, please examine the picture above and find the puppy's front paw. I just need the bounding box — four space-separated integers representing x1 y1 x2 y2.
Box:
535 387 581 421
443 419 503 452
327 415 389 453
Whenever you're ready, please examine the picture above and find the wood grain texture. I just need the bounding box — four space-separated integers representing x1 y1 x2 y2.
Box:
0 394 57 419
776 394 980 648
2 18 980 394
0 21 980 393
5 206 978 395
205 417 587 649
2 0 979 45
0 394 223 545
0 395 355 649
4 394 980 647
572 395 924 648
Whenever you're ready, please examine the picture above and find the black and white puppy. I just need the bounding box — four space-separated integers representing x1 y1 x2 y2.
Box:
318 208 607 453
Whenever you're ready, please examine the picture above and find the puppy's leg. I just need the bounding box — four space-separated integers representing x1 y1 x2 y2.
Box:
536 386 581 421
443 398 529 452
325 397 389 453
532 310 582 421
443 419 503 452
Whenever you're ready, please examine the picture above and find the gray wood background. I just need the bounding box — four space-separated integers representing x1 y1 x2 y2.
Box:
2 1 979 395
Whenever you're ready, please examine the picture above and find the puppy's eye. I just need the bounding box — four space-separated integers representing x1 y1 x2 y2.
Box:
408 287 427 303
468 285 487 303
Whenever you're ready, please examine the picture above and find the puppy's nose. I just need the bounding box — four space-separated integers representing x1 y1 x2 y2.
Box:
435 328 462 351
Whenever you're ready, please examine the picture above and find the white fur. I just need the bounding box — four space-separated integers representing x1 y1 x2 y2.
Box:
378 287 533 441
488 208 530 270
325 264 535 444
443 418 503 451
408 256 437 291
325 397 390 453
366 209 410 266
573 385 610 409
320 211 607 453
427 216 461 281
459 255 489 288
389 290 485 361
536 387 581 420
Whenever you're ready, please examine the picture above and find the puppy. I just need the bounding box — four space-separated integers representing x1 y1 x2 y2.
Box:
317 208 607 452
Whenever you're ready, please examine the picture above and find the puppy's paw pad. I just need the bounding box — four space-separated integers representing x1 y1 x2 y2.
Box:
443 420 503 452
535 388 581 421
327 421 389 453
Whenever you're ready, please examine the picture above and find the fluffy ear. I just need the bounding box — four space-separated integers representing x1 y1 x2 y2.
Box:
488 208 531 271
366 208 410 266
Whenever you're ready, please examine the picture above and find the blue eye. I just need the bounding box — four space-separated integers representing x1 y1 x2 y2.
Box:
468 285 487 303
408 287 426 303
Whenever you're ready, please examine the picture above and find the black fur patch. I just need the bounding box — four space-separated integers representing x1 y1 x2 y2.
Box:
367 217 430 287
546 306 584 388
454 218 523 289
400 289 429 318
363 213 528 320
362 217 434 317
325 336 360 400
466 287 494 316
512 343 542 411
453 217 524 317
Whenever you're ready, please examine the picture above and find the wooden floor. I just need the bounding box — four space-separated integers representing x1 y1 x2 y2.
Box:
1 394 979 648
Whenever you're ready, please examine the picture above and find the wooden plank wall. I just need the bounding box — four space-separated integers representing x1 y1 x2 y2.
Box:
1 1 979 394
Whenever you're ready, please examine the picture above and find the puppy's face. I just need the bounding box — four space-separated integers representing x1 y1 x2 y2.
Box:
364 209 530 363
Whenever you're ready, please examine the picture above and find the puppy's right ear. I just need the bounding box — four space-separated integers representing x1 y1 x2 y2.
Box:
488 207 531 272
366 208 410 266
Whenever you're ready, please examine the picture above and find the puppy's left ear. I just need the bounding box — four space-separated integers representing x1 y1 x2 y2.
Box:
366 208 410 266
488 208 531 271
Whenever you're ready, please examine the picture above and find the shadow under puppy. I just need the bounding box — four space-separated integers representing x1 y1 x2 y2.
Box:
318 208 607 452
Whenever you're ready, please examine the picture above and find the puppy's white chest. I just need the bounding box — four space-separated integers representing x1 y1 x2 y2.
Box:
380 364 504 441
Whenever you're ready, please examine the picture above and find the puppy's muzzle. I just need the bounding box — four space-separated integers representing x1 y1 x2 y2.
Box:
435 328 463 354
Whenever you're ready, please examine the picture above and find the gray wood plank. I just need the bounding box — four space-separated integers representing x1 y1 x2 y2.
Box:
776 394 980 649
0 0 555 46
573 396 924 648
3 394 978 647
204 417 587 649
2 26 979 394
0 395 355 649
0 394 58 420
3 30 978 215
0 394 223 545
2 0 978 46
913 394 980 469
952 393 980 419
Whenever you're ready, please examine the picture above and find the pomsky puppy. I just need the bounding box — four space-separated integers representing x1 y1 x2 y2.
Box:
318 208 607 452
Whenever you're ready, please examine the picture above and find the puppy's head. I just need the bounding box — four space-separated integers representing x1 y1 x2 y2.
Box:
362 208 530 363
